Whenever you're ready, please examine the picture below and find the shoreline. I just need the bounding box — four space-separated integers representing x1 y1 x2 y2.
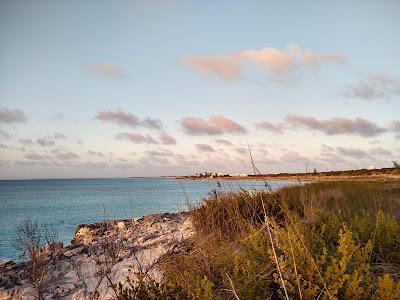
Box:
173 167 400 182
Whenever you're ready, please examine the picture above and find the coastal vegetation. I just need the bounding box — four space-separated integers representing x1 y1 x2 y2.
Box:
118 180 400 299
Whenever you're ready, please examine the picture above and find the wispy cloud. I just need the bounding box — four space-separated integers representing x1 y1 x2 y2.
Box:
35 133 66 147
215 139 233 146
181 115 247 136
184 55 241 82
284 115 386 137
115 132 158 144
0 108 27 124
195 143 215 152
25 153 51 160
255 121 284 134
185 43 345 83
336 147 368 159
36 137 56 147
86 63 124 78
87 150 106 157
159 132 177 145
55 152 79 160
95 109 162 130
256 115 388 137
344 74 400 100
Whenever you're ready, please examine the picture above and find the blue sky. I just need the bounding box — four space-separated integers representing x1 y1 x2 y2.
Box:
0 0 399 179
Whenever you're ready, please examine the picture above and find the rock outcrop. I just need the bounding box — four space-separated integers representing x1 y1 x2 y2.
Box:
0 211 193 299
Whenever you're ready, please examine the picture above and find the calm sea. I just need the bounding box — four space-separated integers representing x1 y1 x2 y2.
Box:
0 178 296 261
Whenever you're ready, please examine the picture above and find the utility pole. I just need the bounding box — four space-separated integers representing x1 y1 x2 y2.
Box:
305 159 308 173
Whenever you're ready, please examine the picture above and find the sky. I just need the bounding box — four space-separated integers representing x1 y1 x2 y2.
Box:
0 0 399 179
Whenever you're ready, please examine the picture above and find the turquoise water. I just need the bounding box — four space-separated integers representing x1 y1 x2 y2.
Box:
0 178 296 261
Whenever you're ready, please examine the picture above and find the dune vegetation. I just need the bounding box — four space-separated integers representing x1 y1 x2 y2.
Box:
116 180 400 299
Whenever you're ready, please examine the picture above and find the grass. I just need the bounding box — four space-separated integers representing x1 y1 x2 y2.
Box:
115 180 400 299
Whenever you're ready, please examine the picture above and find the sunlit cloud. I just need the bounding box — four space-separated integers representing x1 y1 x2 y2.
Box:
0 108 27 124
184 55 242 82
185 43 345 83
255 121 284 134
181 115 247 136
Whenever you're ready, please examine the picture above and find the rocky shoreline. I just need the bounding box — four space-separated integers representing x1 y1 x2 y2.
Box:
0 212 194 299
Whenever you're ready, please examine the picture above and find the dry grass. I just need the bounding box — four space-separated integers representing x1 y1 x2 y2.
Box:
159 181 400 299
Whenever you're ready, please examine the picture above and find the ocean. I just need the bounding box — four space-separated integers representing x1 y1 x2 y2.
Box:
0 178 296 261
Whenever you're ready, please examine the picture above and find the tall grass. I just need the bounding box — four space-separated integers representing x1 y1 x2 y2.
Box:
159 181 400 299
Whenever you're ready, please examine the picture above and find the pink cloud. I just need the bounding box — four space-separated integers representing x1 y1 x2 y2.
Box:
284 114 386 137
239 48 295 79
215 139 233 146
184 43 345 83
159 132 177 145
95 110 163 129
209 115 247 134
181 115 246 136
255 121 284 134
195 143 215 152
184 55 241 81
115 132 158 144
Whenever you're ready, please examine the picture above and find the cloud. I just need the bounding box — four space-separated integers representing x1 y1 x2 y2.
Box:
288 43 345 69
159 132 177 145
180 117 222 136
55 152 79 160
0 108 27 124
208 115 247 134
141 117 163 130
390 121 400 132
255 121 284 134
181 115 246 136
184 55 241 81
369 147 392 156
95 110 140 127
36 137 56 147
281 151 306 162
234 147 247 154
336 147 368 159
53 133 66 139
185 43 345 83
87 150 105 157
19 138 34 145
239 48 296 80
195 143 215 152
115 132 158 144
86 63 124 78
344 74 400 100
0 130 12 140
25 153 50 160
284 114 386 137
215 139 233 146
95 110 163 129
